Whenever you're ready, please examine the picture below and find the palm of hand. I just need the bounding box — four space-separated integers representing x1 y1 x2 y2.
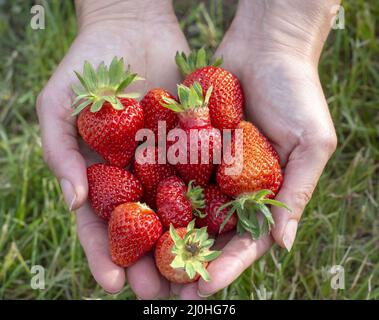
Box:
237 54 337 247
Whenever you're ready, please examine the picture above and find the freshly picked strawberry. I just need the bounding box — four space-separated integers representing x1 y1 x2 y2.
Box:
156 176 205 228
72 57 144 167
140 88 178 138
87 163 143 220
133 147 176 209
196 185 237 235
155 220 220 284
176 48 244 130
216 121 290 239
217 121 283 197
109 202 162 267
161 82 221 186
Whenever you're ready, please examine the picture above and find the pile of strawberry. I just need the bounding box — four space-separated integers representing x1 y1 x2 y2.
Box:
71 49 289 284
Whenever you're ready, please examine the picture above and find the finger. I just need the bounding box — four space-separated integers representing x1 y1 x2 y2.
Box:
179 283 204 300
127 254 170 300
198 232 273 297
213 231 235 250
271 139 336 251
76 203 125 293
37 90 87 210
271 142 291 168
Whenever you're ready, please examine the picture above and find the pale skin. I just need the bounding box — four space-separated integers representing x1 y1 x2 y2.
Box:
36 0 338 299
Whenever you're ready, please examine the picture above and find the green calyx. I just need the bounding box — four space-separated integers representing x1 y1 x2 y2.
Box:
71 57 143 116
170 220 220 281
175 47 223 77
186 180 206 218
217 189 291 240
161 82 213 114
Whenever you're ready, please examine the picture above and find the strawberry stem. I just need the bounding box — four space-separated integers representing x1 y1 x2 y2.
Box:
71 57 143 115
186 181 206 218
175 48 223 77
217 190 291 239
161 82 213 113
160 82 213 126
170 220 220 281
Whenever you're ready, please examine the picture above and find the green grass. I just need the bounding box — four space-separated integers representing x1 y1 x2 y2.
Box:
0 0 378 300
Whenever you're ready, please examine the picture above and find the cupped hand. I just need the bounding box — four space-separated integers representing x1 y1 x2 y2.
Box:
37 0 338 300
185 6 338 297
36 8 190 298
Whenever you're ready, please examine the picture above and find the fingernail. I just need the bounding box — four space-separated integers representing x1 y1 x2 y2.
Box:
283 219 298 252
60 178 77 211
105 290 121 295
197 290 212 298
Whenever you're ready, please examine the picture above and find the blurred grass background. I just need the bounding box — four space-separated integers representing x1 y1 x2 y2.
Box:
0 0 378 300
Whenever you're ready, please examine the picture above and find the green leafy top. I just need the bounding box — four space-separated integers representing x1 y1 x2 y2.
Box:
186 181 206 218
217 190 291 240
71 57 143 116
175 48 223 77
170 220 220 281
161 82 213 117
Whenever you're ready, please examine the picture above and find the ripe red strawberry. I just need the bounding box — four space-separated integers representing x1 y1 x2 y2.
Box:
154 220 220 284
140 88 178 137
216 121 289 239
176 48 244 130
162 82 221 186
217 121 283 197
72 57 144 167
156 176 204 228
133 147 176 209
109 202 162 267
87 163 143 220
196 185 237 235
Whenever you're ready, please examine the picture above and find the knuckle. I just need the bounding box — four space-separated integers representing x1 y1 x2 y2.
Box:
293 184 315 213
36 88 49 115
315 131 338 156
37 87 68 118
42 147 55 168
77 219 107 250
329 133 338 153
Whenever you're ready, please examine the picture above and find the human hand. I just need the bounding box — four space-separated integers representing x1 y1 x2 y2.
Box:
189 0 338 297
36 0 189 298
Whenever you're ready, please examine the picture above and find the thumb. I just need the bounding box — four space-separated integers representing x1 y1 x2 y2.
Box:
37 89 88 210
271 135 337 251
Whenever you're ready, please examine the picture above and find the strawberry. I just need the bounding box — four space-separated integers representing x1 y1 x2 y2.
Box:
216 121 289 239
87 163 143 220
140 88 178 138
133 147 176 209
109 202 162 267
156 176 205 228
176 48 244 130
196 185 237 235
217 121 283 197
154 220 220 284
72 57 144 167
162 82 221 186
